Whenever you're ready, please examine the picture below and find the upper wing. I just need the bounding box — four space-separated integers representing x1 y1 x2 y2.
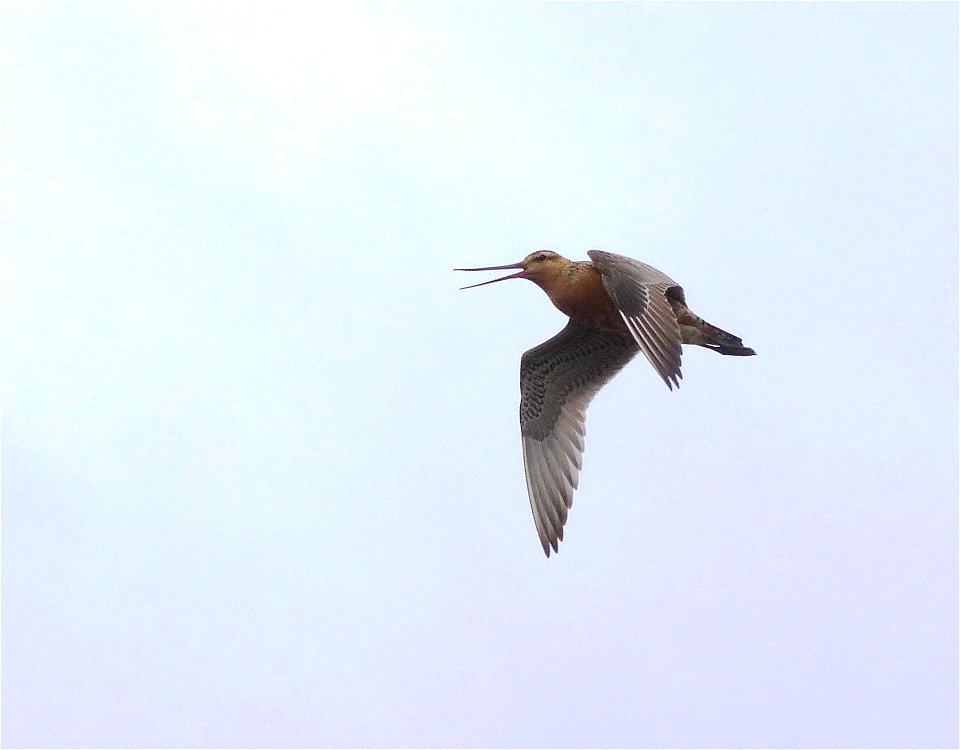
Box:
520 319 638 556
588 250 684 390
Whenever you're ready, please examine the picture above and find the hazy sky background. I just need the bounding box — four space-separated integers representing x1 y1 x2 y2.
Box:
2 3 957 748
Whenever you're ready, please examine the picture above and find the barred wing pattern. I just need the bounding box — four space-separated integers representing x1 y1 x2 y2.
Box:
588 250 684 390
519 320 638 556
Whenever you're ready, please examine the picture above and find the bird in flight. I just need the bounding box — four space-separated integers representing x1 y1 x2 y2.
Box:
457 250 755 557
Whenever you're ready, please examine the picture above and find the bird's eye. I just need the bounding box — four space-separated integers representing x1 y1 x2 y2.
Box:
536 253 547 262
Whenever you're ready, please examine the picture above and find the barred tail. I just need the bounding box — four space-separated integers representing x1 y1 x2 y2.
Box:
701 321 756 356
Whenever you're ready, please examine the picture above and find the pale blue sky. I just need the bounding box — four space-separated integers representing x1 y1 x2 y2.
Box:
2 3 957 748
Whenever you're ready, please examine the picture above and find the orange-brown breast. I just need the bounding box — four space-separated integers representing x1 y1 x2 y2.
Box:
545 262 625 331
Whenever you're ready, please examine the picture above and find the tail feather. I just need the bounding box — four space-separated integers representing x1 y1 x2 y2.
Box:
703 344 756 356
672 299 757 356
701 321 756 356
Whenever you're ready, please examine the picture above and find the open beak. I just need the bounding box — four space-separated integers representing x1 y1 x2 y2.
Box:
454 261 526 290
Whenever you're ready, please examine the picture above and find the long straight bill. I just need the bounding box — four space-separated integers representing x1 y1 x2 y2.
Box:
455 261 525 290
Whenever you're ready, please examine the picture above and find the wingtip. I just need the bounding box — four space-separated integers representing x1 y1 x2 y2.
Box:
540 533 560 558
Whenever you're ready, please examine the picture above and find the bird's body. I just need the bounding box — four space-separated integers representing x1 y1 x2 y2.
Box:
457 250 755 556
530 260 622 329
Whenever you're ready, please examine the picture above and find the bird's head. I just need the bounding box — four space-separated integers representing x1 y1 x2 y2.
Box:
456 250 570 290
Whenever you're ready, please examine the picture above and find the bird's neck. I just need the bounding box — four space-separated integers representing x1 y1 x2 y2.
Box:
533 263 622 329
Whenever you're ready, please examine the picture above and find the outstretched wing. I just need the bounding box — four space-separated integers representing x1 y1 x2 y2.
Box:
520 320 638 556
588 250 684 390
